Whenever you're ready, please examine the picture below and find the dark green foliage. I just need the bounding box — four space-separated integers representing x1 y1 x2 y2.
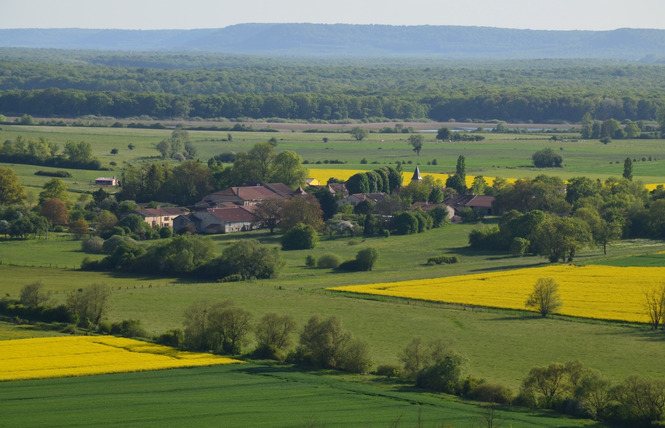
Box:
110 319 149 338
416 354 467 395
467 382 513 404
426 255 459 265
354 247 378 271
468 226 504 250
35 170 72 178
394 211 418 235
281 223 319 250
532 148 563 168
317 253 341 269
305 254 316 267
375 364 401 378
214 239 284 280
297 315 371 373
429 205 450 228
156 329 184 348
345 172 370 194
509 237 530 256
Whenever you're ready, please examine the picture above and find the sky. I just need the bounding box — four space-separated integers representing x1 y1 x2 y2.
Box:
1 0 664 32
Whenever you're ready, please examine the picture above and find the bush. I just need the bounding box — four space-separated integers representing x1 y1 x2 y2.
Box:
101 235 137 254
375 364 401 378
281 223 319 250
110 319 149 338
81 236 104 253
156 329 184 348
468 382 514 404
415 354 467 395
426 255 459 265
355 247 378 271
510 237 530 256
317 253 341 269
305 254 316 267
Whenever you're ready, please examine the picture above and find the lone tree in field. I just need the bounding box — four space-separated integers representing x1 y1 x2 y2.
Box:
408 134 424 156
350 126 369 141
525 278 562 317
643 284 665 330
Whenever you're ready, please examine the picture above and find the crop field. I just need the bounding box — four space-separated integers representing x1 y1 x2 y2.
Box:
330 265 665 323
0 336 240 381
0 363 589 428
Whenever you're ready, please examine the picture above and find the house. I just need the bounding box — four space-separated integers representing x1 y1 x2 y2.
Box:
338 192 387 207
173 206 258 234
133 207 186 228
443 194 496 217
408 202 454 221
195 183 300 209
95 177 119 186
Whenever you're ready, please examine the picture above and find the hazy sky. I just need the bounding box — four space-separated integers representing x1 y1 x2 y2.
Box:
2 0 664 31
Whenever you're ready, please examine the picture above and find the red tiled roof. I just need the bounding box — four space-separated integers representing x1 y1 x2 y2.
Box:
206 207 257 223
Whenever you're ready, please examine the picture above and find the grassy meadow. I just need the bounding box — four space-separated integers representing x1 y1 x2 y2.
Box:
2 122 665 426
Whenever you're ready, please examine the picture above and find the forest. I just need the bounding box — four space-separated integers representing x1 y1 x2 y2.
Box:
1 51 665 122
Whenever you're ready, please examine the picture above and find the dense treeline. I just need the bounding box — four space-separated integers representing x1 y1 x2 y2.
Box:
2 87 663 123
2 57 665 122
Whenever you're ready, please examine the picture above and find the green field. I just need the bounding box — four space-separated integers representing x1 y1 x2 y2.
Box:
2 123 665 426
0 363 593 428
3 124 665 192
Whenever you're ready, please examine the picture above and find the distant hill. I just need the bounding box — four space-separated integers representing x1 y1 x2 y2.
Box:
1 24 665 60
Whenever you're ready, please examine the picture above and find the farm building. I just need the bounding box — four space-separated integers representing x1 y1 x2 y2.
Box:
133 207 187 228
95 177 119 186
195 183 301 208
443 194 495 217
173 206 258 234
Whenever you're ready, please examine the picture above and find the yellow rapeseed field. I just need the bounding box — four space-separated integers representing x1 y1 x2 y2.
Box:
307 168 505 188
307 168 663 191
0 336 241 381
330 265 665 323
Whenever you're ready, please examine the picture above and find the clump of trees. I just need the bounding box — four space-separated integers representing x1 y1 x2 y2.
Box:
82 235 284 281
345 166 403 194
517 360 665 424
532 147 563 168
0 136 102 169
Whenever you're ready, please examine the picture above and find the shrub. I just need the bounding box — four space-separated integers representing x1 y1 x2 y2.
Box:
510 237 530 256
305 254 316 267
468 382 514 404
317 253 341 269
355 247 378 271
110 319 149 338
281 223 319 250
375 364 401 378
415 354 467 395
81 236 104 253
426 255 459 265
339 338 372 374
156 329 184 347
101 235 137 254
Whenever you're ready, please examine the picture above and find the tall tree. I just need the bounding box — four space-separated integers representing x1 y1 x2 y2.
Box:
408 134 424 156
40 198 68 225
270 150 308 188
39 178 70 205
623 157 633 181
0 166 26 205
